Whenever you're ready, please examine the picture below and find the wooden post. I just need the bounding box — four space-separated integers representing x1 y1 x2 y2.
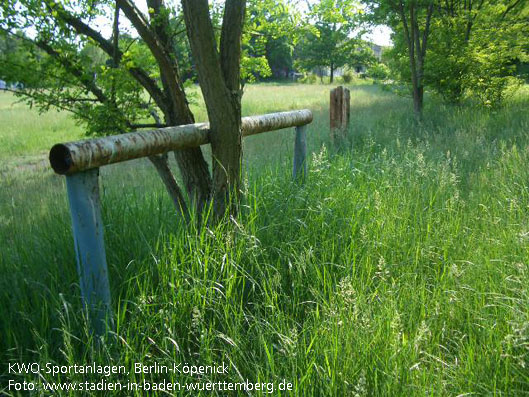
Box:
65 168 112 337
293 125 307 183
330 86 350 145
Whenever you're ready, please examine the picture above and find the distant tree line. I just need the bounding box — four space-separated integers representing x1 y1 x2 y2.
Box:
0 0 384 91
0 0 528 135
367 0 529 114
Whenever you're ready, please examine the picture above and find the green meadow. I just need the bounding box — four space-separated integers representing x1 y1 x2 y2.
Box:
2 83 529 395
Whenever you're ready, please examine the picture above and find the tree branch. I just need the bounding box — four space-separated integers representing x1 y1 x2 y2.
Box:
3 87 85 117
46 1 168 114
421 3 434 59
0 48 71 85
411 5 421 61
35 40 109 104
220 0 246 92
502 0 522 19
110 2 120 104
112 3 120 67
398 0 412 50
182 0 227 110
118 0 193 124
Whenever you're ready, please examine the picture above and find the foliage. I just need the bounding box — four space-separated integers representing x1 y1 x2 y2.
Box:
341 70 353 83
0 0 287 135
266 34 293 78
348 42 377 69
299 73 318 84
367 62 389 80
240 54 271 82
296 0 363 83
366 0 529 109
425 0 529 107
0 1 158 135
0 31 44 88
242 0 304 81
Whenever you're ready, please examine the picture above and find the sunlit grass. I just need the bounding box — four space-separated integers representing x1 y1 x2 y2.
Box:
0 93 84 166
1 84 529 395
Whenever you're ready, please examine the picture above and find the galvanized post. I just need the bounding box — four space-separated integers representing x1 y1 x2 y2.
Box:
65 168 112 337
293 125 307 183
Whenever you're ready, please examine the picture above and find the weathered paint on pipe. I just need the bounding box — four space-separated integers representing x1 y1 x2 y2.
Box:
242 109 312 136
50 109 313 175
66 168 112 336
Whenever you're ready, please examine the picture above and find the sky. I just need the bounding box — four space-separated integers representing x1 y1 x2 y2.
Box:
363 25 393 47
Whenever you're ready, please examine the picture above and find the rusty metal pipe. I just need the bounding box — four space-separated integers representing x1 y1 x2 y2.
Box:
49 109 313 175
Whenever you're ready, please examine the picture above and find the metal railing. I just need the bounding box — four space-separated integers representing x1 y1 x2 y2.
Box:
49 109 313 336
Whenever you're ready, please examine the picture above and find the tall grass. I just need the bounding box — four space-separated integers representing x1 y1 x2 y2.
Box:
0 93 84 167
1 84 529 395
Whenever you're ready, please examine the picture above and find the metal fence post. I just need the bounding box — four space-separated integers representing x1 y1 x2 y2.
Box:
293 125 307 183
50 110 313 337
65 168 112 336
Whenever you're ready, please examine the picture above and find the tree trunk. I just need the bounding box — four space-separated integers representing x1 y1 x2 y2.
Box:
412 83 423 114
407 39 422 116
182 0 245 218
415 42 425 114
149 154 189 221
142 0 212 213
330 62 334 83
53 0 212 219
398 1 433 118
172 149 211 214
209 101 242 216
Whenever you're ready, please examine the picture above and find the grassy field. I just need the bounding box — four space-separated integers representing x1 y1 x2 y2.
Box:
0 92 84 168
0 84 332 164
2 83 529 395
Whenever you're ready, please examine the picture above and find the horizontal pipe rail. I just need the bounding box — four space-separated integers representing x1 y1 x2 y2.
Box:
50 109 313 175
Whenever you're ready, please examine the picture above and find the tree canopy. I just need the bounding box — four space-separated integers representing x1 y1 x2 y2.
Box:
297 0 364 83
365 0 529 113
